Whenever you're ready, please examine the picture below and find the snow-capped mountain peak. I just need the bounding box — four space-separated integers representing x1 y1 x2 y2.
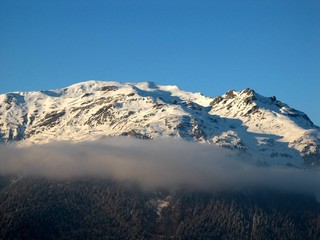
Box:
0 81 319 167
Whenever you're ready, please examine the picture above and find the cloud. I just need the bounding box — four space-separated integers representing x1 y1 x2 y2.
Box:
0 137 319 193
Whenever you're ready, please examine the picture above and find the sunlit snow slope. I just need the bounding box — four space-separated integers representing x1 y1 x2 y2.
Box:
0 80 319 167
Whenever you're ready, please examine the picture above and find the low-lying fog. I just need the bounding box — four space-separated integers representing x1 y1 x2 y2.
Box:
0 138 319 194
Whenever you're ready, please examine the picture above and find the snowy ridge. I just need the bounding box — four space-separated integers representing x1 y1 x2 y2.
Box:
0 81 319 167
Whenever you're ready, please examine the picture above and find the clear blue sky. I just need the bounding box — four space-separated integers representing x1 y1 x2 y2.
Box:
0 0 319 125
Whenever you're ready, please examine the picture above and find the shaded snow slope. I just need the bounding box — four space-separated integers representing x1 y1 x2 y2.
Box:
0 81 319 167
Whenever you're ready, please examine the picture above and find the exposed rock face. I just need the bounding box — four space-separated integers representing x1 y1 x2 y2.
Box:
0 81 319 166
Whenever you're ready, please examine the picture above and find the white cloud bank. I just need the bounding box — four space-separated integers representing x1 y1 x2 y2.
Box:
0 138 319 193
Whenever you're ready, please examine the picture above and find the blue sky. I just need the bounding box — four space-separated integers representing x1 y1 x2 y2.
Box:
0 0 319 125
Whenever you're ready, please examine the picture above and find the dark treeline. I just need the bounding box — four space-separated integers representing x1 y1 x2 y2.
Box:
0 175 319 240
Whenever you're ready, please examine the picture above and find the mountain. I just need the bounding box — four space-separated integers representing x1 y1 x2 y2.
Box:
1 81 320 239
0 80 319 167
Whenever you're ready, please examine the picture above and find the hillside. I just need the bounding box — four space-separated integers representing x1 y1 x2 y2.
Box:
0 176 319 240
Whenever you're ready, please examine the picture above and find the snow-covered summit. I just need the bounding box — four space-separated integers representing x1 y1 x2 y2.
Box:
0 80 319 167
211 88 314 124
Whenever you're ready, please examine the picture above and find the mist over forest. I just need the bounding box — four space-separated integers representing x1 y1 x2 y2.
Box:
1 138 319 195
